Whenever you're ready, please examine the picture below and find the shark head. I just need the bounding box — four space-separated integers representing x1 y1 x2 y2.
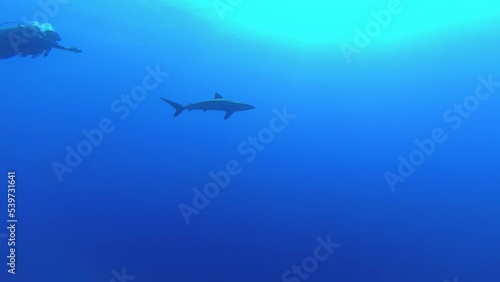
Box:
240 103 255 111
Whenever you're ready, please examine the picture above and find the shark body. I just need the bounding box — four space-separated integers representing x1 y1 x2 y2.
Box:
161 93 255 119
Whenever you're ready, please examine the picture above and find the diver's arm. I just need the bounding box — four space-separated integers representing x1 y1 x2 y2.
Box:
48 42 82 53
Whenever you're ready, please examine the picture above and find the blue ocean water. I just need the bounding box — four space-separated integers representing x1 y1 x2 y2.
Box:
1 1 500 281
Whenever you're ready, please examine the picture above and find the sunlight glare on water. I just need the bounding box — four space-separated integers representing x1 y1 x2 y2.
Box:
159 0 500 46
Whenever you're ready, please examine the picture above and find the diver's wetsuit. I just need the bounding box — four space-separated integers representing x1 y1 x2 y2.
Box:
0 24 81 59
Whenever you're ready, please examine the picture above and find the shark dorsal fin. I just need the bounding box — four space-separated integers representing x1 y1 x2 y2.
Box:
214 93 223 99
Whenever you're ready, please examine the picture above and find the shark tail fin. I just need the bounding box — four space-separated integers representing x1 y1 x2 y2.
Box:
160 97 184 117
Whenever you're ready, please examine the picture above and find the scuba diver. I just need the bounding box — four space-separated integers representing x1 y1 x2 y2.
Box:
0 21 82 59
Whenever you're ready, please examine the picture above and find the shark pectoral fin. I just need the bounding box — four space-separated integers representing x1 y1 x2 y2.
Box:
224 111 234 120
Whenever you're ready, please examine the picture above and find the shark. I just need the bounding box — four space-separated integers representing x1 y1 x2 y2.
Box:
160 93 255 119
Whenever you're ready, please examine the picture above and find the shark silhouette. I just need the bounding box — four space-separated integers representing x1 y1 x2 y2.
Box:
160 93 255 119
